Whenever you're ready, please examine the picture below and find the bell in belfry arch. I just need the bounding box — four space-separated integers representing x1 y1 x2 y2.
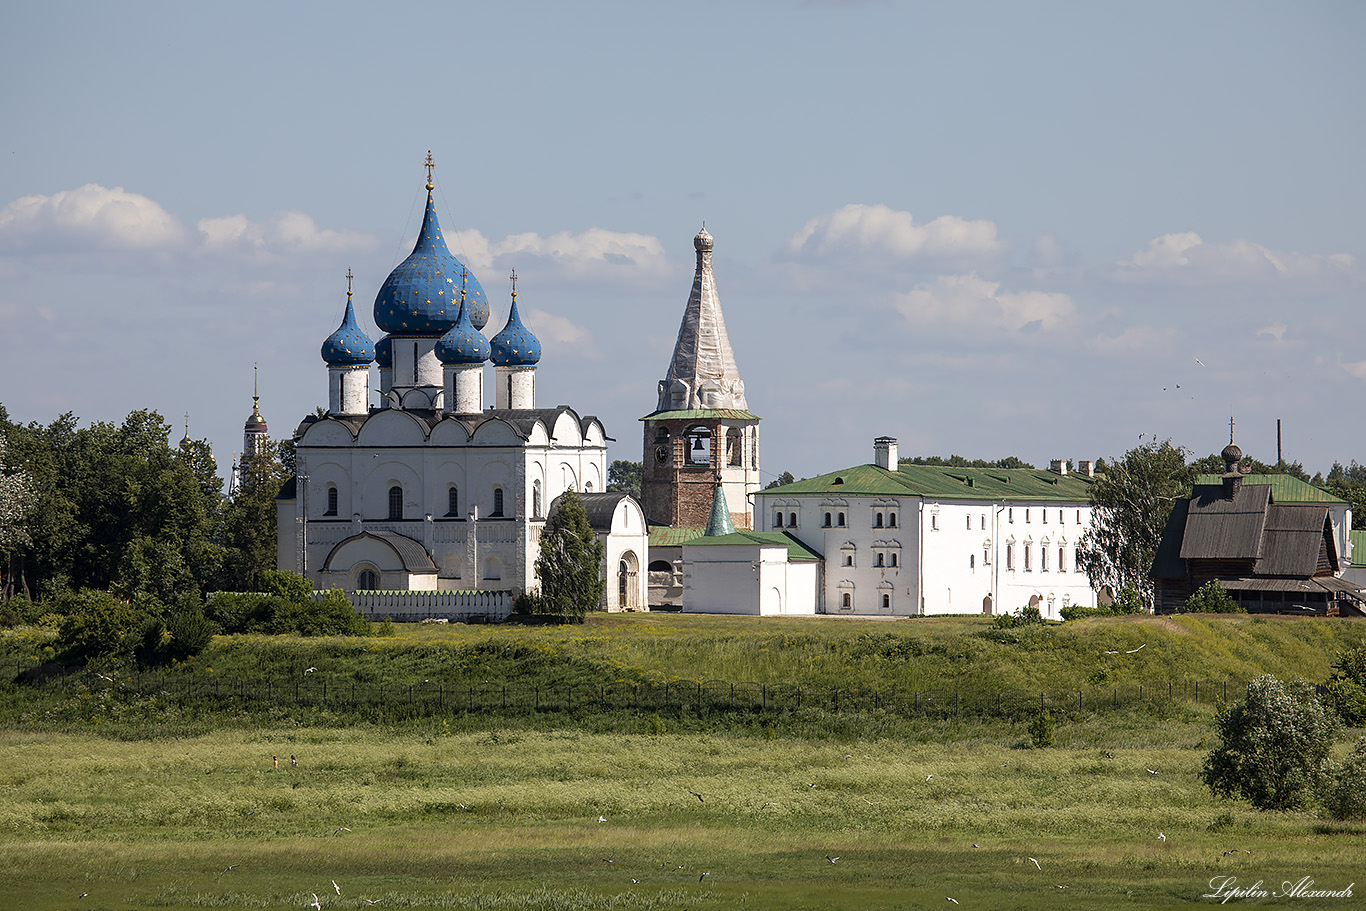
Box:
692 436 704 452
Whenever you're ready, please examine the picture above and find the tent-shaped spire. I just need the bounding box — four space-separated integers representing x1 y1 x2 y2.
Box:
657 227 747 412
704 478 735 537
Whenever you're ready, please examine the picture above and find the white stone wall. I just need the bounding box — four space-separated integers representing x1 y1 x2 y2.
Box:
445 363 484 415
755 491 1096 619
329 365 371 415
495 366 536 410
682 542 816 615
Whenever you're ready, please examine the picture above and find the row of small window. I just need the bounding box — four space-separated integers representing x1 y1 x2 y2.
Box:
976 544 1071 572
838 592 894 611
933 509 1084 531
840 551 900 568
774 511 898 529
322 483 541 520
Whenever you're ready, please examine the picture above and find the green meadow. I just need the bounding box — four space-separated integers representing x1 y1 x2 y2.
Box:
2 614 1363 910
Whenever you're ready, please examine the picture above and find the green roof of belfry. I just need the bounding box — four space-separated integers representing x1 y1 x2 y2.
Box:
1193 474 1347 505
648 526 706 547
757 463 1095 501
639 409 760 422
684 530 822 562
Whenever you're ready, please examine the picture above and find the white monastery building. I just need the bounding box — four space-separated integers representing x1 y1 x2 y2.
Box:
275 158 648 609
753 439 1100 618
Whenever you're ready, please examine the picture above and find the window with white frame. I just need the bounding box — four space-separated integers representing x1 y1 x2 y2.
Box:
1023 543 1032 572
1006 543 1014 570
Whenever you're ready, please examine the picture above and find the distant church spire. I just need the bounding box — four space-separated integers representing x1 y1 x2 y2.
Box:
656 226 747 412
704 477 736 537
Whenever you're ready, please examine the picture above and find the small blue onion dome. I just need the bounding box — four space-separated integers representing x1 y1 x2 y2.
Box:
320 280 375 366
490 272 541 367
435 280 490 365
374 335 393 368
373 171 489 335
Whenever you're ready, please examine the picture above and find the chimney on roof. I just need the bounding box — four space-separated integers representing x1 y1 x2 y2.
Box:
1076 460 1095 478
874 437 898 471
1050 459 1068 476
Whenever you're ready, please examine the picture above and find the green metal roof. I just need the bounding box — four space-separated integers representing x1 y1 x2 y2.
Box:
757 463 1094 502
1193 474 1347 505
684 530 823 562
639 409 761 422
647 526 706 547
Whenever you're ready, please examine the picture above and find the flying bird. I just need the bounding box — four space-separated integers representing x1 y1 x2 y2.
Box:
1029 857 1041 870
1147 768 1159 775
1194 357 1205 366
826 855 839 864
598 815 607 823
603 852 615 864
926 774 933 781
309 894 321 911
689 790 704 802
305 667 317 674
699 872 710 882
333 880 341 896
1126 644 1146 653
1158 832 1166 842
947 898 959 905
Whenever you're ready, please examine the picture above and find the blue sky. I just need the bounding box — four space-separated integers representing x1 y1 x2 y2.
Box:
1 1 1362 485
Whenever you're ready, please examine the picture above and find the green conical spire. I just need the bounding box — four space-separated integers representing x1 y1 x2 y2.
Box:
704 480 735 537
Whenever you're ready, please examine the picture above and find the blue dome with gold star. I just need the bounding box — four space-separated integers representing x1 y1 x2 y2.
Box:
373 174 489 335
435 290 490 366
374 335 392 368
490 281 541 367
320 286 375 366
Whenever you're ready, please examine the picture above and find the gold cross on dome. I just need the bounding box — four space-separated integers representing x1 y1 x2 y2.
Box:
510 268 518 300
424 151 435 188
345 267 353 298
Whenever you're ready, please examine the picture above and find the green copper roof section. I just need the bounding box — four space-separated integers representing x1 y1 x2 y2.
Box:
704 483 736 536
756 463 1095 501
647 526 706 547
1193 474 1347 505
684 530 823 562
640 408 760 422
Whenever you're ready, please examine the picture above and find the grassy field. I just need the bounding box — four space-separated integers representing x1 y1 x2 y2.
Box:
2 614 1363 909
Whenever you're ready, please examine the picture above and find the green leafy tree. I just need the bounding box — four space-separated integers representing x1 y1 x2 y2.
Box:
1324 646 1366 726
1202 675 1335 811
1184 579 1243 613
215 447 290 591
606 460 643 499
765 471 795 490
1077 439 1191 612
56 589 140 663
0 428 37 600
534 489 605 622
1320 736 1366 820
900 455 1036 469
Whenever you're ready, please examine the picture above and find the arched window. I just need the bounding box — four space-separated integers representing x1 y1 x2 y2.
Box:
969 554 975 569
889 512 897 528
388 486 403 520
838 512 846 527
966 515 971 531
1006 544 1015 570
875 553 884 567
823 512 832 527
875 513 884 528
890 552 898 567
533 481 542 518
1023 544 1032 572
325 486 338 516
492 486 505 517
1059 547 1067 572
446 486 459 517
842 592 852 609
882 594 890 610
788 512 797 528
774 512 784 528
357 569 377 590
1041 546 1049 571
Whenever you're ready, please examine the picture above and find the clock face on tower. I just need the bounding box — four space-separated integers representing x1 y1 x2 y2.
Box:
654 443 670 465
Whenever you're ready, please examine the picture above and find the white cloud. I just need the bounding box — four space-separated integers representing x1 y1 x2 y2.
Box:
1114 232 1358 288
0 183 187 252
197 211 376 258
783 203 1003 263
1255 322 1288 343
1341 361 1366 380
1086 325 1179 355
526 307 599 358
892 273 1074 332
491 228 670 278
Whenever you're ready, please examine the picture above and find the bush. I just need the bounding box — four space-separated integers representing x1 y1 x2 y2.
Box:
56 590 139 663
1202 675 1335 810
1319 737 1366 820
1324 677 1366 727
1028 709 1055 747
204 580 369 637
993 605 1045 629
1184 580 1243 613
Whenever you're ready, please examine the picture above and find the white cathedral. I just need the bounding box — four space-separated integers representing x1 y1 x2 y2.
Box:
275 159 648 609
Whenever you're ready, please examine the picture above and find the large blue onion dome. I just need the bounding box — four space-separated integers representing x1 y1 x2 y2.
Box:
373 162 489 335
434 279 490 366
374 334 393 368
320 274 375 366
490 271 542 366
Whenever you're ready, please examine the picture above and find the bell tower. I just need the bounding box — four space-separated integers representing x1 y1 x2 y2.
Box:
641 227 759 530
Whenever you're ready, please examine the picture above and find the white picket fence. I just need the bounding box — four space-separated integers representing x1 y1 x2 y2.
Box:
322 589 516 623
